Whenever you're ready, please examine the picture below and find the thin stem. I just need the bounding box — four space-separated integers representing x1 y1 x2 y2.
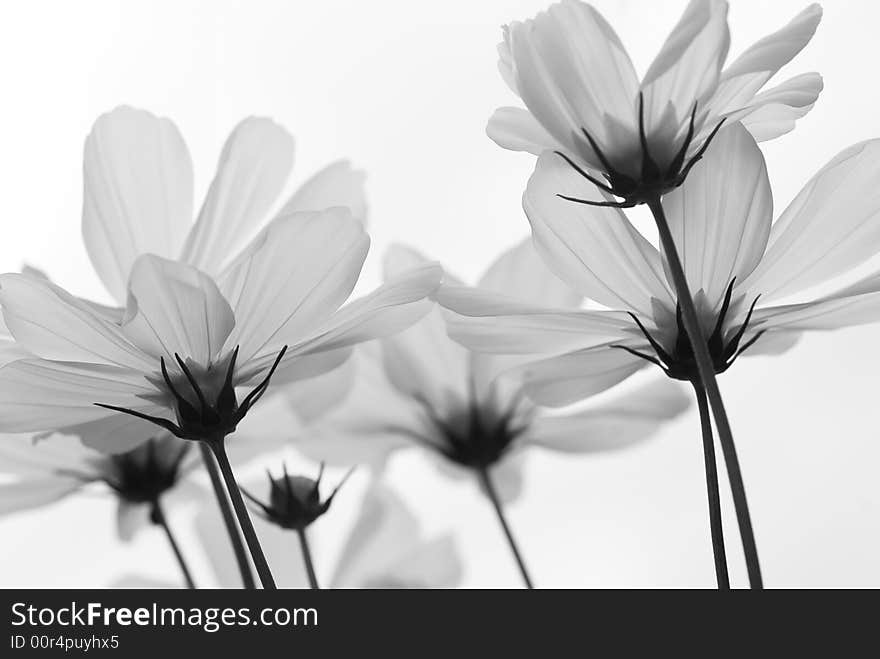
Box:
478 467 534 589
691 380 730 589
297 528 320 590
209 439 276 589
199 443 255 589
647 197 763 589
151 498 195 589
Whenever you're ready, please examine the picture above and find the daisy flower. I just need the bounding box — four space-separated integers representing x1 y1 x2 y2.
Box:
490 0 822 205
438 124 880 587
297 241 690 587
0 108 441 588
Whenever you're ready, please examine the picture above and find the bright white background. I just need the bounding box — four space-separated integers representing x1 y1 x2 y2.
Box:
0 0 878 588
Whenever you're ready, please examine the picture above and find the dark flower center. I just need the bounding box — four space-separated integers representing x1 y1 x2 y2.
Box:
616 278 764 381
417 395 530 470
94 345 288 443
243 464 352 531
102 437 190 505
556 94 725 208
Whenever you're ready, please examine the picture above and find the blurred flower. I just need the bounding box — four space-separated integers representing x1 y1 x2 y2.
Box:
489 0 822 204
0 425 286 540
243 463 353 532
190 480 463 589
298 241 690 499
0 433 195 540
438 124 880 404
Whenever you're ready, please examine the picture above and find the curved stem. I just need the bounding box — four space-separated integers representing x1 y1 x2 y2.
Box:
199 443 255 589
297 528 320 590
648 197 762 589
151 498 195 589
478 467 534 589
691 380 730 589
208 439 276 589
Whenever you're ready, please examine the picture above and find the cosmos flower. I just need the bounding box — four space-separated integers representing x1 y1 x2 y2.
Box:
0 217 440 451
438 124 880 403
438 124 880 588
489 0 823 205
296 241 690 586
191 480 463 589
0 106 374 452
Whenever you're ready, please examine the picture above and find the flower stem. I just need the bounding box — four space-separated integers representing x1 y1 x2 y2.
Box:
150 497 195 589
647 197 762 589
691 379 730 589
478 467 534 589
208 439 276 589
297 528 320 589
199 443 256 589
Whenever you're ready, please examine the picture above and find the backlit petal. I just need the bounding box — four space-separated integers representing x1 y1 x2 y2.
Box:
122 255 234 366
82 106 194 303
181 117 294 276
0 274 153 370
742 139 880 301
523 379 689 452
220 208 369 364
277 160 368 225
524 151 673 315
662 124 773 306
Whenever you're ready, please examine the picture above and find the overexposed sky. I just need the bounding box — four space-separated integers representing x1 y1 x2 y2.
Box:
0 0 878 588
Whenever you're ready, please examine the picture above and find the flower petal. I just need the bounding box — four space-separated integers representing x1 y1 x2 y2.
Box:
0 274 153 370
725 72 823 142
0 433 96 476
512 344 648 407
505 0 639 165
523 378 689 452
478 237 582 309
741 139 880 301
641 0 730 138
116 499 151 542
60 414 160 454
486 107 560 155
219 208 369 365
277 160 368 225
436 286 632 355
0 477 84 516
524 151 673 316
330 484 463 588
181 117 294 276
0 360 160 433
82 106 194 303
122 255 234 366
662 123 773 306
277 261 442 365
710 4 822 114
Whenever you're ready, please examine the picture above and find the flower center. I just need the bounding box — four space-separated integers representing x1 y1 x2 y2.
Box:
418 395 531 469
617 279 764 381
93 345 288 443
102 437 190 504
557 94 725 208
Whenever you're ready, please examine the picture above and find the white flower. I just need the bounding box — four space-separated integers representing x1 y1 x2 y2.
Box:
0 217 440 449
438 124 880 405
0 106 386 452
490 0 822 203
296 241 690 498
192 481 463 589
